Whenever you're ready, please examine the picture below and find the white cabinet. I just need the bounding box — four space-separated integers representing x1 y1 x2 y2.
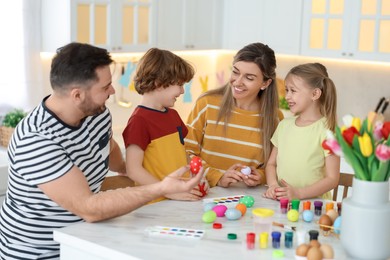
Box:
157 0 223 50
41 0 157 53
222 0 302 54
301 0 390 62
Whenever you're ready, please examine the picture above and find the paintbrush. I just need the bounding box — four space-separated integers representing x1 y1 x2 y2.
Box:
272 221 296 231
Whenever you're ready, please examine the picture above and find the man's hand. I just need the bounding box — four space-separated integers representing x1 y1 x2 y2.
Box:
161 166 204 195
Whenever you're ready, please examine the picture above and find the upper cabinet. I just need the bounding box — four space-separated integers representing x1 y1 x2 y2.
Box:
301 0 390 62
41 0 157 53
157 0 223 50
222 0 302 55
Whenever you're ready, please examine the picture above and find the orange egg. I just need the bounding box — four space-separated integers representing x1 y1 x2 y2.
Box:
319 214 333 231
235 203 247 216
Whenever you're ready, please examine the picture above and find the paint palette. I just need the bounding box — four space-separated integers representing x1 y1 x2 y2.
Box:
145 226 205 240
203 195 245 208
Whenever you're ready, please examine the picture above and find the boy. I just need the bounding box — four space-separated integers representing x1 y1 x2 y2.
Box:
122 48 206 201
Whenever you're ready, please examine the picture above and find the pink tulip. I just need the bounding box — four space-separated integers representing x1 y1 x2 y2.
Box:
373 122 384 141
322 139 343 156
375 144 390 162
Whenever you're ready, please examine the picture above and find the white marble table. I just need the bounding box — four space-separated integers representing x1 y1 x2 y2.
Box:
54 184 349 260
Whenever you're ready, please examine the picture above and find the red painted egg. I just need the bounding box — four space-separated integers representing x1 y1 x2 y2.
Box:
190 156 202 174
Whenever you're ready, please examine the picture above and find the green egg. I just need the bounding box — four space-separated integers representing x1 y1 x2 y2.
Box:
239 195 255 208
202 210 217 223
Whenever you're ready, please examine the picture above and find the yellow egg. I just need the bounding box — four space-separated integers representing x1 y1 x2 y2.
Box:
287 209 299 222
307 246 323 260
320 244 334 259
326 209 339 223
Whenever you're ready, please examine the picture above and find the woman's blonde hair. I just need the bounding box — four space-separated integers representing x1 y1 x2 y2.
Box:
285 63 337 131
201 42 279 162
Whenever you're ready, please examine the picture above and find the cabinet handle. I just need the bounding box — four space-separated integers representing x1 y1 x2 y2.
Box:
342 52 346 56
117 46 122 51
348 53 353 57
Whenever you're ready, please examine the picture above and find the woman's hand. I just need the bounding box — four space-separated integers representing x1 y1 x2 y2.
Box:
242 167 264 187
217 164 244 187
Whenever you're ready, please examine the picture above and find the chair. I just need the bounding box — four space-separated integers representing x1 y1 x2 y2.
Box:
332 173 353 201
100 175 135 191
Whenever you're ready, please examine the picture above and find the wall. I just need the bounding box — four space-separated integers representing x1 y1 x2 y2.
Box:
40 51 390 140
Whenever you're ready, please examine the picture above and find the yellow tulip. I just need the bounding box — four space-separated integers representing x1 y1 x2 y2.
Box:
358 132 373 157
352 117 361 132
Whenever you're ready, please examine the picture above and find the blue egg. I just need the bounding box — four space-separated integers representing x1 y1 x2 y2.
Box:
333 216 342 234
203 202 216 212
302 210 314 222
225 208 242 220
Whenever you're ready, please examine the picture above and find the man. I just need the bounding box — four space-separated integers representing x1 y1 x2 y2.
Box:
0 42 203 259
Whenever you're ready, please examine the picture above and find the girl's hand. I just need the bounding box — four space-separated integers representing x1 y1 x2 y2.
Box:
263 184 279 200
274 179 300 200
242 167 264 187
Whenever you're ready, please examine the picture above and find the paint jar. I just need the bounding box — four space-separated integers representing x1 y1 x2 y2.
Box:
284 231 293 248
280 198 289 214
314 201 323 216
271 231 281 248
326 202 334 212
296 229 306 245
309 230 319 241
252 208 274 235
246 232 255 250
303 201 311 211
291 199 300 211
337 202 342 215
259 232 268 249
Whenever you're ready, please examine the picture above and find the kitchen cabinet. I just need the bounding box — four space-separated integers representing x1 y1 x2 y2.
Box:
222 0 302 54
41 0 157 53
157 0 223 50
301 0 390 62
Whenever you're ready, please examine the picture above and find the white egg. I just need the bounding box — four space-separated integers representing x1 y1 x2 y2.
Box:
241 166 251 175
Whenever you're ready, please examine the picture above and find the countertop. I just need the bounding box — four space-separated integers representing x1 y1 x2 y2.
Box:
54 184 349 260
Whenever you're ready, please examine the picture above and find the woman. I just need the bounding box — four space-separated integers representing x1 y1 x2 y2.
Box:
185 42 281 188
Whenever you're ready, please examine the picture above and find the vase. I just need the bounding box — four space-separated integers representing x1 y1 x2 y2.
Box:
340 178 390 259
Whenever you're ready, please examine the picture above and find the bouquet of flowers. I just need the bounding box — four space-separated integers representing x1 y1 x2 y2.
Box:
322 113 390 182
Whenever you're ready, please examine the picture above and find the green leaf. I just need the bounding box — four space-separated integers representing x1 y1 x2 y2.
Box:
2 109 26 128
372 161 389 182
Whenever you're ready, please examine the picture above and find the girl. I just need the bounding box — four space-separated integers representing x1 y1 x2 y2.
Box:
264 63 340 200
185 42 282 188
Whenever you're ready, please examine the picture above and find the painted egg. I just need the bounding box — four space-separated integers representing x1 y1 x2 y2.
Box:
287 209 299 222
212 205 228 217
203 202 216 212
240 166 251 175
202 210 217 223
319 214 333 231
333 216 342 234
302 210 314 222
239 195 255 208
190 156 202 174
235 203 247 216
225 208 242 220
326 209 339 223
